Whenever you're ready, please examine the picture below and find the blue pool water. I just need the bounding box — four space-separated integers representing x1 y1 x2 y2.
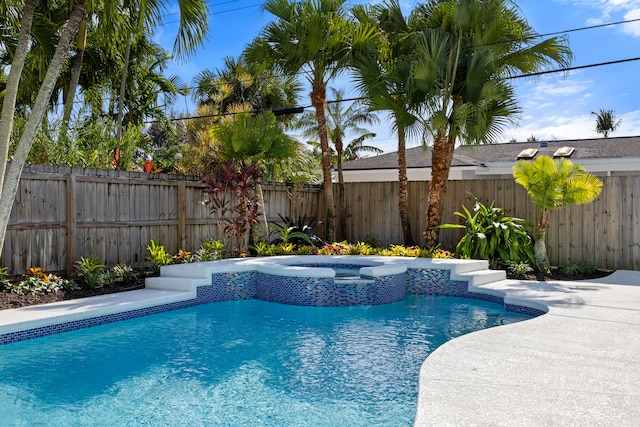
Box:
0 295 531 426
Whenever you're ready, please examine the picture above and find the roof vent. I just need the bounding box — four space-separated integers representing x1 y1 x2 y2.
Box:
517 148 538 160
553 146 575 158
540 141 548 148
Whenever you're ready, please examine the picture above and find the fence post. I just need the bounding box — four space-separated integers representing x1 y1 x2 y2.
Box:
66 173 77 275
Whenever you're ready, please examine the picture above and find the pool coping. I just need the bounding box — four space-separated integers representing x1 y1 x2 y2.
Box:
1 258 638 425
414 270 640 426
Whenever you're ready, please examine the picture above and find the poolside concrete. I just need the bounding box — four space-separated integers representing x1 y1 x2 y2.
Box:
414 270 640 426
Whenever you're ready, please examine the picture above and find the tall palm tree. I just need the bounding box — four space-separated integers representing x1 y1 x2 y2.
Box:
0 0 86 255
409 0 573 246
513 155 602 271
245 0 369 241
114 0 209 166
351 0 423 245
591 109 621 137
295 88 379 240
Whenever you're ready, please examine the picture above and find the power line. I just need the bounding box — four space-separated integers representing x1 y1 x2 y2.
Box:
160 55 640 123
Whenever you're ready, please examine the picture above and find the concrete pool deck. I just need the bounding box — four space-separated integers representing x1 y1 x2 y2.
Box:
0 261 638 425
415 270 640 426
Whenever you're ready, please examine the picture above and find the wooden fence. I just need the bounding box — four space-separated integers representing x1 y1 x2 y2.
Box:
1 165 637 274
1 165 324 275
343 176 640 270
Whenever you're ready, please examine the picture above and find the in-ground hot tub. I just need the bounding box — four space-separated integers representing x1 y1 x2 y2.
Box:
254 257 408 306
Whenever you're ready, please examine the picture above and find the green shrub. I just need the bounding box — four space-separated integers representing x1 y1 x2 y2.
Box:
506 261 534 278
110 262 137 284
194 239 225 261
563 260 596 277
75 256 107 288
146 240 173 273
438 195 535 268
5 268 78 295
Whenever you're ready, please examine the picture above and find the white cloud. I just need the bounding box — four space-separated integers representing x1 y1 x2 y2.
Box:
622 9 640 35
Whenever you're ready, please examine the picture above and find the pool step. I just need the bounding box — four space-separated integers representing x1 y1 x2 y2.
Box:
456 269 506 286
145 276 208 292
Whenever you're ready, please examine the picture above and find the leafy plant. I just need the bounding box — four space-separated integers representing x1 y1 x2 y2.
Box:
295 245 317 255
75 256 107 289
5 269 77 295
250 241 273 256
110 262 137 284
274 214 324 247
506 261 534 278
563 260 596 277
269 223 313 246
173 249 193 264
438 195 535 268
146 240 173 273
192 239 225 262
202 161 262 254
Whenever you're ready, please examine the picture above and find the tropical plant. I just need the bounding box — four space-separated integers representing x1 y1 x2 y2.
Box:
246 0 373 241
211 111 298 241
74 256 107 288
201 161 262 254
295 88 380 240
269 223 313 246
513 155 603 271
351 0 424 246
146 239 173 273
506 261 534 279
563 260 596 277
438 196 535 269
591 109 621 137
407 0 572 246
110 262 137 284
193 239 225 261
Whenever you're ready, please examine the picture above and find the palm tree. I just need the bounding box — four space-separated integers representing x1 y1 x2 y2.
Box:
351 0 423 246
592 109 621 137
0 0 85 255
114 0 209 167
245 0 369 242
192 56 301 114
513 155 602 271
343 136 383 161
211 111 300 242
409 0 573 246
295 88 379 240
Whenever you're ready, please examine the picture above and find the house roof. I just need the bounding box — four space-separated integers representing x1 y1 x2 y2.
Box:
342 135 640 170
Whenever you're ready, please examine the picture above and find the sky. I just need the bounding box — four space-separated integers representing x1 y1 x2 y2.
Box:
156 0 640 153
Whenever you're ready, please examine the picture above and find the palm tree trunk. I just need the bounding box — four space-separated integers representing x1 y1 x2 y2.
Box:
424 132 455 246
0 0 85 255
59 18 87 142
335 137 347 241
252 182 270 243
0 0 37 192
397 124 414 246
311 81 335 242
535 209 551 271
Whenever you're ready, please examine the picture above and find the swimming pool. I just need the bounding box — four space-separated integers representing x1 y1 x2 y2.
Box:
0 295 531 426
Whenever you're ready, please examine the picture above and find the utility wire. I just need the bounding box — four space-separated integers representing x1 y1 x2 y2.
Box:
153 56 640 123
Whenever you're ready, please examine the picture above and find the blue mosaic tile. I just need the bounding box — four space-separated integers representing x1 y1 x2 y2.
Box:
506 303 546 317
0 265 545 345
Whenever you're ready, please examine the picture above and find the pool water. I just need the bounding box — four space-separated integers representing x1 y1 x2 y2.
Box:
0 295 531 426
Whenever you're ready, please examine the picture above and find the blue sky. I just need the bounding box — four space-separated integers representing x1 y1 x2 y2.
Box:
157 0 640 153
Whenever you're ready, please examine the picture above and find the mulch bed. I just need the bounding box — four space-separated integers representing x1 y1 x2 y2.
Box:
0 281 145 311
0 267 614 312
